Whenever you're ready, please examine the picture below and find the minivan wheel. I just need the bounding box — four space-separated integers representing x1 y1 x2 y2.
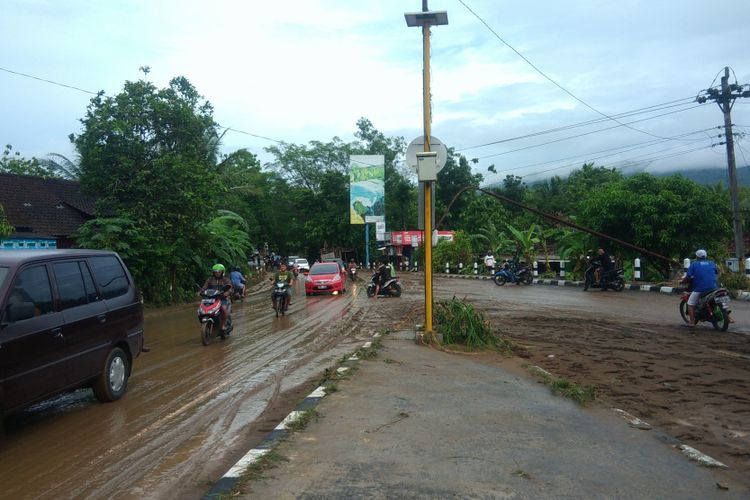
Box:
93 347 130 403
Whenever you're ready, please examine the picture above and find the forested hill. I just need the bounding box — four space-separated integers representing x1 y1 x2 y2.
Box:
651 167 750 186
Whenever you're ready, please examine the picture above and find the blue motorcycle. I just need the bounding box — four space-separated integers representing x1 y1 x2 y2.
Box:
492 263 533 286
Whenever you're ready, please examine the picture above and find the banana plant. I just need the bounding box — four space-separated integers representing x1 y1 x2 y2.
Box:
506 223 540 264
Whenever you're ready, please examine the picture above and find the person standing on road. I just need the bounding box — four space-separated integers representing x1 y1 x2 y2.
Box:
683 249 720 327
594 248 614 286
483 251 496 275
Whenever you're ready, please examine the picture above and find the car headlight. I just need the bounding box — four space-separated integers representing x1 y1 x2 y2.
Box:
305 275 313 282
332 274 341 282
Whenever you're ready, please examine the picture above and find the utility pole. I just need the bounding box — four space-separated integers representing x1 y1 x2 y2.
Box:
698 67 750 261
405 3 448 334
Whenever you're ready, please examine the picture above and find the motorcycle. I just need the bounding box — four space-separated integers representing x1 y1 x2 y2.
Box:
198 286 233 346
348 266 358 281
271 281 290 317
492 263 533 286
583 260 625 291
679 287 732 331
366 271 402 297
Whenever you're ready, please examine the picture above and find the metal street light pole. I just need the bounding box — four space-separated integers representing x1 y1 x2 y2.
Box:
405 4 448 334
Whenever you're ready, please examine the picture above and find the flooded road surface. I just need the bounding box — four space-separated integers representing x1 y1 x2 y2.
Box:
4 273 748 497
0 278 391 499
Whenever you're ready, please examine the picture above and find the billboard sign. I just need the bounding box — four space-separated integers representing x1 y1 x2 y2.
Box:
350 155 385 224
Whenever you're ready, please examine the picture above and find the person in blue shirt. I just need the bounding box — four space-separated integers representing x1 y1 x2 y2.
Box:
683 249 719 326
229 266 247 298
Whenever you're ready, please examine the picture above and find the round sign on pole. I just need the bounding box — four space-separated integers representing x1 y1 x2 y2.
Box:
406 136 448 173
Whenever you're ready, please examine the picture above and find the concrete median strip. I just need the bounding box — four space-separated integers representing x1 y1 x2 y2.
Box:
437 273 750 300
203 337 380 499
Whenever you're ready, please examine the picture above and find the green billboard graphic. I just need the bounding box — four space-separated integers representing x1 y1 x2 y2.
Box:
350 155 385 224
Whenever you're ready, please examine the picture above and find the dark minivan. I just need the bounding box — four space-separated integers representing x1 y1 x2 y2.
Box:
0 250 144 415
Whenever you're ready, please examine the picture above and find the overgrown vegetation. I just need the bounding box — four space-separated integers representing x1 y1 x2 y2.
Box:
529 366 597 406
434 297 512 351
4 71 742 304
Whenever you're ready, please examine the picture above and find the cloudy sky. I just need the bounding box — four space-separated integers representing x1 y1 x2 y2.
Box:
2 0 750 185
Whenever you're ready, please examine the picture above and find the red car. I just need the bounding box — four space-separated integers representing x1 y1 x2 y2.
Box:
305 262 347 295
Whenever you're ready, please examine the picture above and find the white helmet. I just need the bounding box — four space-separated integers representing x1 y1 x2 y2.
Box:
695 249 707 258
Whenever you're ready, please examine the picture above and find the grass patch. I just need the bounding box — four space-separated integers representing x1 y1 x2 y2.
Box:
527 366 596 406
324 383 338 394
435 297 512 352
286 408 319 432
232 449 288 495
549 378 597 405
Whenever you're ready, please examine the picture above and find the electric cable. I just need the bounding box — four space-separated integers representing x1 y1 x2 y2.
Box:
458 97 699 152
474 104 705 160
457 0 689 142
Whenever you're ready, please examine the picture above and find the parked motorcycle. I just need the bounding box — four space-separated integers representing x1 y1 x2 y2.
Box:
492 263 533 286
271 281 291 317
198 286 233 346
366 271 402 297
679 287 731 331
583 260 625 291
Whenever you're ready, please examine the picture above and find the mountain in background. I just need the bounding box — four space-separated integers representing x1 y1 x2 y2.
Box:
652 167 750 186
487 166 750 189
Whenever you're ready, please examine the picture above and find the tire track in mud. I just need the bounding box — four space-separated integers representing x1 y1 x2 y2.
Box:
1 279 417 499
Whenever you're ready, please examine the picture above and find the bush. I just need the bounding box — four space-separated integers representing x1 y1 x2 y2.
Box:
720 270 749 293
434 297 505 350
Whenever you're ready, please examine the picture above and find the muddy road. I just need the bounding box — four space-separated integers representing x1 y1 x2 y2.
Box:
2 273 749 497
434 276 750 483
0 277 412 499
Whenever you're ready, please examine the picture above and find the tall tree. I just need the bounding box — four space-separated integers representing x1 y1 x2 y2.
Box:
72 76 224 303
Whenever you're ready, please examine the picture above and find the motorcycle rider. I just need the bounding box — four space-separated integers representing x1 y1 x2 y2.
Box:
229 266 247 298
683 249 720 327
201 264 233 332
373 257 393 297
593 247 614 287
348 258 358 279
272 262 293 308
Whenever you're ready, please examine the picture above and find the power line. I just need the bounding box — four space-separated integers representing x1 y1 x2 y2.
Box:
0 65 99 95
487 128 714 177
0 65 287 146
475 104 706 160
458 97 699 152
457 0 682 142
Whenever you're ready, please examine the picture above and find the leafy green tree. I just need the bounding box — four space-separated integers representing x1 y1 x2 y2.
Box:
72 76 224 303
0 203 14 238
0 145 57 177
436 152 482 230
198 210 253 270
578 173 732 260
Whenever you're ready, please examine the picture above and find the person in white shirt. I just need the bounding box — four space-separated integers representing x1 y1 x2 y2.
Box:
483 251 496 274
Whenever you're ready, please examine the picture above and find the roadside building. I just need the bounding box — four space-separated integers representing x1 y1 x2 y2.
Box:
0 173 95 249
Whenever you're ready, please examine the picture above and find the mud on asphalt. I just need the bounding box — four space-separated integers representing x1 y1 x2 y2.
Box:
420 274 750 486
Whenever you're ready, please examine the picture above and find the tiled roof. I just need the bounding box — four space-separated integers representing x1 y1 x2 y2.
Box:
0 173 95 238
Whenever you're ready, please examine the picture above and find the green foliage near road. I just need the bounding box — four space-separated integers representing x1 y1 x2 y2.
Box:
434 297 511 351
0 203 14 238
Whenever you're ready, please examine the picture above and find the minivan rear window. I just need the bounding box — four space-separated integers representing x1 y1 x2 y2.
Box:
53 261 88 309
88 256 129 300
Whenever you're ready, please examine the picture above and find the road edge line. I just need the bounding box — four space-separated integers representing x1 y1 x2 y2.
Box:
202 337 378 499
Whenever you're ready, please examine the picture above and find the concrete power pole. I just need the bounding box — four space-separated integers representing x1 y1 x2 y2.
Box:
698 67 750 261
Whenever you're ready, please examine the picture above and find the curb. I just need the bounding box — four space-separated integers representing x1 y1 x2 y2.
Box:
202 333 383 499
437 273 722 297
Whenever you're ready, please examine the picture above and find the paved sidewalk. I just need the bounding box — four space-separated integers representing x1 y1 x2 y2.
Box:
241 331 744 499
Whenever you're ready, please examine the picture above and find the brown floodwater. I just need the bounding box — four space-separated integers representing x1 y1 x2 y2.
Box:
0 278 377 499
